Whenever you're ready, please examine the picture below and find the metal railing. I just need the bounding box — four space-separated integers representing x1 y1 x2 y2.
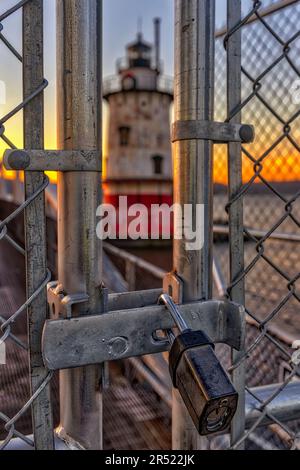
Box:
116 55 164 73
103 74 174 97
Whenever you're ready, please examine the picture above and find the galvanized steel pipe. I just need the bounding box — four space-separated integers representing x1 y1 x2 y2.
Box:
56 0 103 450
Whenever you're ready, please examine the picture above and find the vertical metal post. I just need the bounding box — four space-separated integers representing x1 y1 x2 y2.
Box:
56 0 103 450
227 0 246 448
23 0 54 450
172 0 215 450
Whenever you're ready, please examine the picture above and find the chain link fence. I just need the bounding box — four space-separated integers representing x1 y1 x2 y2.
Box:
0 0 300 452
212 0 300 450
0 0 53 450
114 0 300 451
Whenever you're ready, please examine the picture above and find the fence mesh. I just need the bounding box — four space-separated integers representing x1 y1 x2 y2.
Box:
0 0 52 450
0 0 300 452
213 0 300 450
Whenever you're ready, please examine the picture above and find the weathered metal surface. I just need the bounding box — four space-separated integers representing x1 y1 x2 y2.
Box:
163 272 183 305
245 382 300 429
172 0 216 450
47 282 90 320
227 0 246 449
172 120 254 144
108 288 163 312
4 149 101 172
56 0 104 450
48 286 162 326
23 0 54 450
42 300 244 370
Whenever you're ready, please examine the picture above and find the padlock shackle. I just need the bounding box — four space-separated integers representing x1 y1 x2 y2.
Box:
159 294 189 333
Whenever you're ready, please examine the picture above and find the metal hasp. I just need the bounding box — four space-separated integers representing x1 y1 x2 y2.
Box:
42 296 244 370
160 294 238 436
3 149 101 172
172 120 254 144
47 282 90 320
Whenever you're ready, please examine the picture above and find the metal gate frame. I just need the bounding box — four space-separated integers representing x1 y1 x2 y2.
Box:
169 0 247 450
1 0 300 451
40 0 247 450
0 0 104 451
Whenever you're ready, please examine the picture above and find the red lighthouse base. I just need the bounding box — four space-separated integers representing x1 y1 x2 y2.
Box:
103 182 173 243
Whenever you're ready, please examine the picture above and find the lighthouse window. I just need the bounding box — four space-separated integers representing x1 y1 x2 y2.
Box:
152 155 164 175
119 126 131 146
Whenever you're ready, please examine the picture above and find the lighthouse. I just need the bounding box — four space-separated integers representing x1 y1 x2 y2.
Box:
103 19 173 240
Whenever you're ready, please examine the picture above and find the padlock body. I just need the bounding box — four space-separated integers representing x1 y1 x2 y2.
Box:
169 330 214 386
175 344 238 435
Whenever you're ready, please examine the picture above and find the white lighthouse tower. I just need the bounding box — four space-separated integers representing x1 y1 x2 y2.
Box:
103 19 173 239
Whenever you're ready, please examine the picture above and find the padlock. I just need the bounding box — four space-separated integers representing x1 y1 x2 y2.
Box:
160 294 238 436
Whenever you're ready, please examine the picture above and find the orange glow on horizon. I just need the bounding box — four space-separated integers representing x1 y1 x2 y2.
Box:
214 158 300 185
1 120 299 187
1 149 300 186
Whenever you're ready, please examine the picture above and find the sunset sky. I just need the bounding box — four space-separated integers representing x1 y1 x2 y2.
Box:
0 0 238 151
0 0 297 185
